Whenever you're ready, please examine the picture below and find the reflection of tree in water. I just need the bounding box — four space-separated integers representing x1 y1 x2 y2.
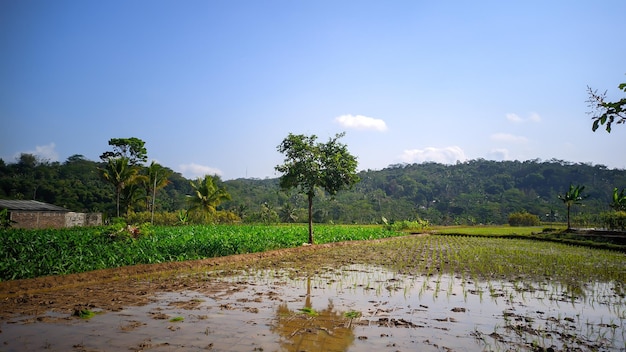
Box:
271 277 356 352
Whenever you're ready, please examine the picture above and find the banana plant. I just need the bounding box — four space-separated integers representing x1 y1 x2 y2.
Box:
558 184 587 230
610 187 626 211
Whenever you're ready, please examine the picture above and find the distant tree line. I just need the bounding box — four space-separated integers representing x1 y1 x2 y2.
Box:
1 154 625 227
224 159 626 227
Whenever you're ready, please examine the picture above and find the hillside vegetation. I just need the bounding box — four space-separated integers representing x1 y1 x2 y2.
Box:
1 155 625 226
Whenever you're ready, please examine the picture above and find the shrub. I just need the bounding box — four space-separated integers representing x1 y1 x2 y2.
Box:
508 212 540 227
600 211 626 230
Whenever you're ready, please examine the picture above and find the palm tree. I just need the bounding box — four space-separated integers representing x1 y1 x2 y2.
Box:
558 184 587 230
187 175 231 222
100 157 139 217
142 162 172 222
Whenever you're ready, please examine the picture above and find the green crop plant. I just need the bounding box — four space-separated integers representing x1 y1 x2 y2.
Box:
0 224 405 281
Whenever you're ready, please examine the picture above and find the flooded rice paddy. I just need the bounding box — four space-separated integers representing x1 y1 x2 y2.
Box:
1 263 624 351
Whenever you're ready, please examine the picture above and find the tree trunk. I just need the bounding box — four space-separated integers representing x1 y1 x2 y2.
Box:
307 193 314 244
566 204 571 230
116 187 121 218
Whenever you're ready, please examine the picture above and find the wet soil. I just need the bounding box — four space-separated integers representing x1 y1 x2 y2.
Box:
1 235 623 351
0 239 378 319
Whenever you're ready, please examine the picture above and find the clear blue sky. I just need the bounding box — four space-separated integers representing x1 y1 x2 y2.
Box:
1 0 624 180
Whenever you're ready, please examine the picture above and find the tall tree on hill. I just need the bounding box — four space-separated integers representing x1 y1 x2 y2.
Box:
99 137 148 166
558 184 587 230
275 132 359 244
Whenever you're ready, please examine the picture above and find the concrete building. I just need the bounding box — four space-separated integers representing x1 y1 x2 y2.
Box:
0 200 102 229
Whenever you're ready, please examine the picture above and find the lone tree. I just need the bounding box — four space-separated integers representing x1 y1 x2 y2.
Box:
275 132 359 244
587 81 626 133
558 184 587 230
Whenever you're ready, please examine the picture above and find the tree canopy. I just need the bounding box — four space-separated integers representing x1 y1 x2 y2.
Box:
275 132 359 244
1 154 625 228
99 137 148 165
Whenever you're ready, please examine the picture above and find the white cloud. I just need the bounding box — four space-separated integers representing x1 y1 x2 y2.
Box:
399 146 467 164
22 143 59 162
505 113 523 123
178 163 223 179
529 112 541 122
505 112 542 123
487 148 510 161
335 114 388 131
490 133 528 143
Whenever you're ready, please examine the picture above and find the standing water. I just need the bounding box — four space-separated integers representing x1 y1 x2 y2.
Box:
1 264 624 351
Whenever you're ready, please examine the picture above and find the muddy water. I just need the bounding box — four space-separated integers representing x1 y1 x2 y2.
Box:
1 264 624 351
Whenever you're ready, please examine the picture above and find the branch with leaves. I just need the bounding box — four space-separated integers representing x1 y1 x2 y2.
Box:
587 82 626 133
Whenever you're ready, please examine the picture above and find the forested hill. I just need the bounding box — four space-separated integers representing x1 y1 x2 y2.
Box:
1 155 625 225
222 159 626 225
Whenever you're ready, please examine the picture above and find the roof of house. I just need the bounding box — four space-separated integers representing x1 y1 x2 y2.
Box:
0 200 69 212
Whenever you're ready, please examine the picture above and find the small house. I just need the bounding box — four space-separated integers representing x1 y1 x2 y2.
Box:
0 200 102 229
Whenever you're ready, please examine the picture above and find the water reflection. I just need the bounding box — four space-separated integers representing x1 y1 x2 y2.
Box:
271 277 355 352
0 264 623 351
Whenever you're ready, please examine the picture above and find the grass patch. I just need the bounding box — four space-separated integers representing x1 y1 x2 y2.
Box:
431 225 548 236
73 309 97 319
344 310 361 319
430 225 626 251
298 307 318 316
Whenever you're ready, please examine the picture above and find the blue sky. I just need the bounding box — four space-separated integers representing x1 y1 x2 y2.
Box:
1 0 625 180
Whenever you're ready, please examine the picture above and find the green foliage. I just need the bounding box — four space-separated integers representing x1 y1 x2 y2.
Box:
610 187 626 211
367 235 624 283
1 155 625 227
99 156 141 217
600 211 626 230
142 161 172 217
587 81 626 133
383 217 429 232
226 159 626 226
187 175 231 222
344 310 362 319
275 132 359 243
0 209 15 229
507 212 540 227
127 210 240 226
0 224 401 280
298 307 318 316
73 308 96 319
99 137 148 165
558 184 588 229
128 211 180 226
177 210 189 225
